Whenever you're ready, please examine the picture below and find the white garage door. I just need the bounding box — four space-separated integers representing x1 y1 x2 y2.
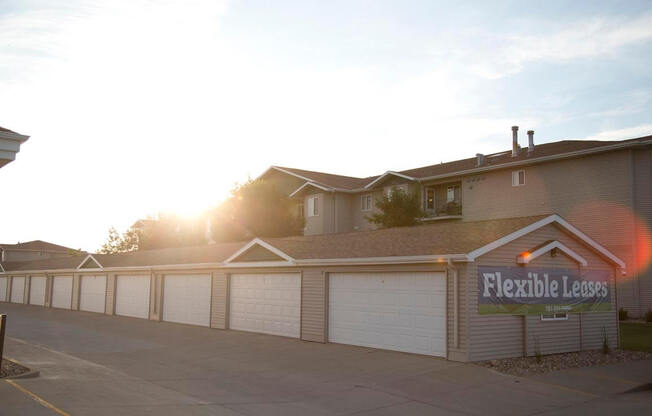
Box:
230 273 301 338
52 276 73 309
29 276 47 306
115 275 151 319
163 274 211 327
329 272 446 357
10 276 25 303
0 277 7 302
80 275 107 313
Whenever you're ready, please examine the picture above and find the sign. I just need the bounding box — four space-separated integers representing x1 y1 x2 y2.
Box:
478 266 611 315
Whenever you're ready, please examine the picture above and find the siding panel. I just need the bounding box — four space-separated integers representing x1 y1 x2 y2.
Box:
211 272 228 329
301 270 326 342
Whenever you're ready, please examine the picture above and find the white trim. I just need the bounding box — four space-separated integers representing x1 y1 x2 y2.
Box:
289 181 332 197
223 238 295 264
517 240 588 267
222 261 296 268
364 171 416 189
512 170 525 187
0 263 4 272
76 254 103 269
360 194 373 212
467 214 625 268
307 195 319 217
295 254 469 265
540 313 568 321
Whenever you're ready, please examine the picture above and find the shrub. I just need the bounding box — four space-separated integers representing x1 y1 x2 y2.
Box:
602 326 610 355
645 309 652 323
619 307 628 321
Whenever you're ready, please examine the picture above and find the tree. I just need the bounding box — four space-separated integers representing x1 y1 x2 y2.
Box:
210 179 304 242
367 188 425 228
98 226 138 254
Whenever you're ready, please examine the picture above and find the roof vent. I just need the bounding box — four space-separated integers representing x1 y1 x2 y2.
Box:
527 130 534 153
511 126 519 157
476 153 485 167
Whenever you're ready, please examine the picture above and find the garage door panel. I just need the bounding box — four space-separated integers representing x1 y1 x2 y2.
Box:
163 274 210 327
52 276 73 309
329 272 446 357
0 277 7 302
10 277 25 303
29 277 46 306
80 275 107 313
116 275 150 319
229 273 300 338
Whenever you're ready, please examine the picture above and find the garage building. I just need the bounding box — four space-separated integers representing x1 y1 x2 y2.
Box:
0 214 624 362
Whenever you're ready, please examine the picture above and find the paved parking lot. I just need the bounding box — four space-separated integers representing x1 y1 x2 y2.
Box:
1 303 651 415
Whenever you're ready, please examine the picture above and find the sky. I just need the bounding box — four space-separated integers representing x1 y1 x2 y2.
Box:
1 0 652 252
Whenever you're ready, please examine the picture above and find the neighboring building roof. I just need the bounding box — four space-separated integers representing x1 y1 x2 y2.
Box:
0 240 77 253
269 136 652 191
0 126 16 133
270 166 377 190
0 242 246 272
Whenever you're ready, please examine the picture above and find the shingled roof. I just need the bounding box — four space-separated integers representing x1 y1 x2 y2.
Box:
257 215 550 260
0 240 77 252
268 136 652 190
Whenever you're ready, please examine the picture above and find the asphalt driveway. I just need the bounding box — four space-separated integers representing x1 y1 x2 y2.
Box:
1 303 651 415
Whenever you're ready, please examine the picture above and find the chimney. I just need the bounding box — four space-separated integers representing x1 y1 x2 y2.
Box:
527 130 534 153
476 153 485 167
511 126 519 157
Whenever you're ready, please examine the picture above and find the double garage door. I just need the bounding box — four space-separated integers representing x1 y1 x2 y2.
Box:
329 272 446 357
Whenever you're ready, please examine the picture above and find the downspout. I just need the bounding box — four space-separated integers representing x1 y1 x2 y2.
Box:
447 259 459 349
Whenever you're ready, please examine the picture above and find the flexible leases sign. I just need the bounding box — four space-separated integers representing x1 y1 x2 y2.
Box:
478 266 611 315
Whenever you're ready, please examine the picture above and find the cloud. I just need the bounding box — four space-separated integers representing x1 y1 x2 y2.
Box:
467 13 652 79
582 124 652 141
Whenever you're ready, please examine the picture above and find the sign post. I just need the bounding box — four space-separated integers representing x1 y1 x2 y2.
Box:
0 314 6 365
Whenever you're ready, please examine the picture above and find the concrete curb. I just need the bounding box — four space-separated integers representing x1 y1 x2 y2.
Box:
2 357 40 380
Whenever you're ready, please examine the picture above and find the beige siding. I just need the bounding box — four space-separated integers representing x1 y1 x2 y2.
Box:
457 150 641 315
468 223 618 361
71 275 80 310
105 274 116 315
234 245 284 262
351 190 383 232
334 193 353 233
633 148 652 315
210 272 228 329
447 264 470 361
301 270 326 342
581 311 619 350
149 274 162 321
304 192 326 236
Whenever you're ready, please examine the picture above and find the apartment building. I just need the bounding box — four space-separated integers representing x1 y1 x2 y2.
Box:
260 129 652 316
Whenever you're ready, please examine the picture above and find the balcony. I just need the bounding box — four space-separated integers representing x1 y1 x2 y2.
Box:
422 182 462 221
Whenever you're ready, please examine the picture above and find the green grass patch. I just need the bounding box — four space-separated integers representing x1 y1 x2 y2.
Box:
620 322 652 353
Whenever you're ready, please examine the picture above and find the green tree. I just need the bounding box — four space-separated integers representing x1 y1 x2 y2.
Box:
367 188 425 228
210 179 304 242
98 226 138 254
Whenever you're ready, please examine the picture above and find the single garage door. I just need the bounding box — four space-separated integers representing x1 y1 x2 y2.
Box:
230 273 301 338
115 275 151 319
80 275 107 313
52 276 73 309
0 277 7 302
163 274 211 326
29 276 47 306
329 272 446 357
10 276 25 303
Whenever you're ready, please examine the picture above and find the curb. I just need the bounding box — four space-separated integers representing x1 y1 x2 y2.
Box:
2 357 40 380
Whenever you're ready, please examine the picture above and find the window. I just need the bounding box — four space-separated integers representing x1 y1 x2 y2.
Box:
297 203 304 218
541 313 568 321
446 186 455 202
307 195 319 217
512 170 525 186
361 195 373 211
425 188 435 210
386 184 408 200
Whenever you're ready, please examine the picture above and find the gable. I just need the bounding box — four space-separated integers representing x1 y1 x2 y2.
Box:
230 244 288 262
79 255 102 269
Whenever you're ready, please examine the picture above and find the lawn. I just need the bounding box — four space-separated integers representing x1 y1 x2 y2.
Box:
620 322 652 353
